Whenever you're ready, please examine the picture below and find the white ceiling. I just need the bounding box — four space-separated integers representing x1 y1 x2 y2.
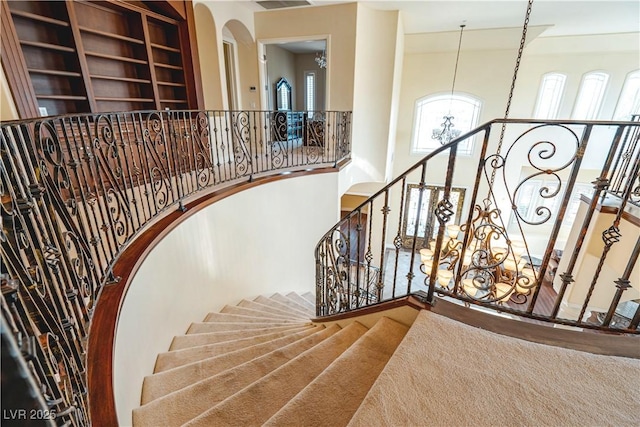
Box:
255 0 640 53
253 1 640 35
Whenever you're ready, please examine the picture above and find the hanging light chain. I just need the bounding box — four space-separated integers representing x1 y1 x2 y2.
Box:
490 0 534 187
450 24 466 100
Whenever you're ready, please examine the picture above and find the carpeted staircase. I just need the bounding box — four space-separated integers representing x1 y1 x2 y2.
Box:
133 292 640 427
133 292 409 427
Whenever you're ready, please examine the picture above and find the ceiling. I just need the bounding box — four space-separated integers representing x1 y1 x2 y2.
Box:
252 1 640 40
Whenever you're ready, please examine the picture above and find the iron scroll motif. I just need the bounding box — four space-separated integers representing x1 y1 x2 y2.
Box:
2 109 352 425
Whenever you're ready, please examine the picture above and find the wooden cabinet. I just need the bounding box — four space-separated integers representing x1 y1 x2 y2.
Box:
2 0 201 118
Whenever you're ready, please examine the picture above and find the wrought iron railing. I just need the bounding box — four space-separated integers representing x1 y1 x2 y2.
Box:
0 109 351 426
316 118 640 334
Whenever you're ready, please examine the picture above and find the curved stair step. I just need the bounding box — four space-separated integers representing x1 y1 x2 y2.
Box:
265 317 409 427
202 312 301 323
182 322 369 427
133 324 343 426
236 299 311 320
254 295 314 318
269 293 315 315
301 291 316 305
154 327 313 372
187 321 304 334
141 326 327 404
170 324 313 350
220 304 307 321
285 291 315 311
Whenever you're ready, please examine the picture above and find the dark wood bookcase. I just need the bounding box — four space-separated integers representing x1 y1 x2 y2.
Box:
2 0 202 118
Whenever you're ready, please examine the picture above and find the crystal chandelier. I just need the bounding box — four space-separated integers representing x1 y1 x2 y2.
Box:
315 49 327 69
432 24 465 145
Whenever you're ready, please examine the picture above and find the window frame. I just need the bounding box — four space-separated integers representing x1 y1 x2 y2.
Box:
533 72 566 119
410 92 482 157
304 70 316 117
572 71 610 120
613 69 640 121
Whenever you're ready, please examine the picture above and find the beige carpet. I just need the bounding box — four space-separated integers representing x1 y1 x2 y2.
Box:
133 293 640 427
348 309 640 427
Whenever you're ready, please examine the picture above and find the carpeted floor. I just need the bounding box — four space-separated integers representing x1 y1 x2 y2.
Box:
133 291 640 427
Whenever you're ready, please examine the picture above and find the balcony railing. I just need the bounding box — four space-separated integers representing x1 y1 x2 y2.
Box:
316 118 640 334
0 109 351 426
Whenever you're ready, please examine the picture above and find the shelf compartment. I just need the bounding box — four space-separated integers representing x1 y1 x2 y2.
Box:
150 42 180 53
20 40 75 53
95 97 155 103
78 25 144 45
10 10 69 27
157 81 186 87
91 75 151 84
154 62 183 70
36 95 88 101
28 68 82 77
85 51 148 65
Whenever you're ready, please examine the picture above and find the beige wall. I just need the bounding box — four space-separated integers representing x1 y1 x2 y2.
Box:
194 1 257 110
383 30 640 257
295 53 326 112
1 69 18 121
266 44 297 109
114 172 340 425
254 3 357 111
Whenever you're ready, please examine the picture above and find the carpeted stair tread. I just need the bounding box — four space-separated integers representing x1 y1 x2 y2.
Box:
265 317 409 427
269 292 315 314
347 310 640 427
254 295 313 318
301 291 315 305
182 322 369 427
170 324 314 350
133 325 343 426
141 326 328 404
285 291 315 311
202 311 301 323
237 299 311 320
187 321 303 334
220 304 307 321
154 327 314 372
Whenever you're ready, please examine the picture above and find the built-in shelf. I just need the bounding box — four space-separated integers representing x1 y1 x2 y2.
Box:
4 0 198 118
157 81 185 87
20 40 75 53
28 68 82 77
85 51 149 65
10 9 69 27
95 97 154 103
37 95 88 100
78 25 145 45
154 62 182 70
91 75 152 84
151 43 180 53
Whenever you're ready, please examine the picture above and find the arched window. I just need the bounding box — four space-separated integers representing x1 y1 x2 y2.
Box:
411 93 481 156
533 73 566 119
572 71 609 120
613 70 640 120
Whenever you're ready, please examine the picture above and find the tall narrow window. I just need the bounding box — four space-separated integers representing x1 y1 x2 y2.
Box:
411 93 481 156
533 73 566 119
305 71 316 117
572 71 609 120
613 70 640 120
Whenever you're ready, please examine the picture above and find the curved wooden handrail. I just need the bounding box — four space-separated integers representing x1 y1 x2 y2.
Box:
86 167 337 426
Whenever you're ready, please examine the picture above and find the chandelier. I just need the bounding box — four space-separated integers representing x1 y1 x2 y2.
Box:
422 1 537 306
315 49 327 69
432 24 465 145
